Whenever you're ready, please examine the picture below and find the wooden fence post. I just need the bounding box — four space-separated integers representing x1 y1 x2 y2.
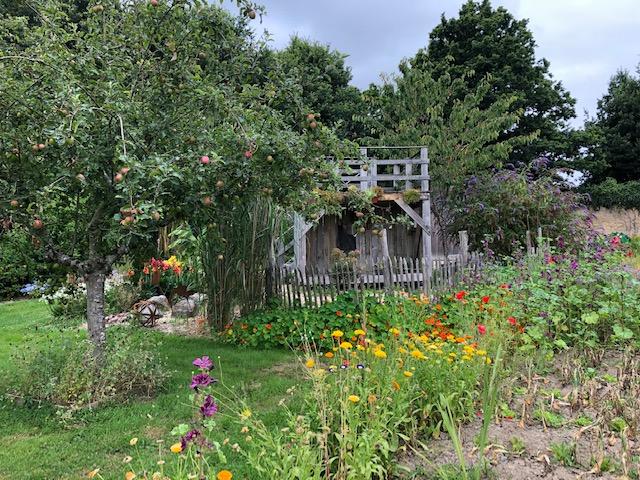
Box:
293 214 307 275
380 228 392 292
458 230 469 266
420 147 433 281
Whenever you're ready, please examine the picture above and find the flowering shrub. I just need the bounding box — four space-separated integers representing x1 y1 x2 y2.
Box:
40 282 87 322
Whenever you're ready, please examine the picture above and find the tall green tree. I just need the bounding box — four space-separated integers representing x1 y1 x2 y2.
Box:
361 61 535 250
411 0 575 163
0 0 346 358
277 36 364 139
589 67 640 183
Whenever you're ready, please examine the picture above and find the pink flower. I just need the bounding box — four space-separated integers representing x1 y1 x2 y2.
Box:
611 236 621 246
477 324 487 335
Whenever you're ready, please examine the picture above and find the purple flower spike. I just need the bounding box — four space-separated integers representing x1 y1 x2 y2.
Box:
180 429 201 449
200 394 218 417
193 356 213 371
190 372 215 390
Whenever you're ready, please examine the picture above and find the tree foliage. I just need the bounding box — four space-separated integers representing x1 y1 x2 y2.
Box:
587 68 640 183
412 0 575 163
360 61 535 249
277 36 364 139
0 0 349 354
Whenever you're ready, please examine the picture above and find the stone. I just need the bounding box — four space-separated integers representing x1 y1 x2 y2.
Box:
189 292 207 306
172 298 197 318
147 295 170 310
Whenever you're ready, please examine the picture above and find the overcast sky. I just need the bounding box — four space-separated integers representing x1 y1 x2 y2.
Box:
247 0 640 127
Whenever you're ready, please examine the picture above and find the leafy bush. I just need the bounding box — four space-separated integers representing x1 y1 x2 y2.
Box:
584 177 640 209
453 166 589 255
0 228 64 300
105 276 143 315
41 283 87 322
6 326 168 411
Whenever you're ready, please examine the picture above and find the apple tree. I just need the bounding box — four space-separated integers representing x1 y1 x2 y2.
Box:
0 0 348 357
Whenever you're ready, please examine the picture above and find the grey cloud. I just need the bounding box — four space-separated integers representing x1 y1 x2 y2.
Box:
239 0 640 125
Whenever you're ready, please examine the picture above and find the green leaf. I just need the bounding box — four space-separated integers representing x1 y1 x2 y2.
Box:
581 312 599 325
613 324 634 340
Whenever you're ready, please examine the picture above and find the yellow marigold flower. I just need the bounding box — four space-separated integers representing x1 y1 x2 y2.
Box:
240 408 252 420
354 329 366 336
410 349 426 360
170 443 182 454
462 355 472 361
392 380 401 391
87 469 100 479
331 330 344 338
476 349 487 356
324 351 334 358
449 352 457 358
217 471 233 480
399 347 408 354
403 371 413 378
347 395 360 403
340 341 353 350
374 349 387 359
305 358 315 368
486 357 492 364
125 472 136 480
356 344 365 351
389 327 400 336
129 437 138 446
447 357 454 363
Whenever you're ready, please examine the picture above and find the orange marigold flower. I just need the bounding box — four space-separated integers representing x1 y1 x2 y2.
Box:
392 380 401 391
87 469 100 479
335 310 344 317
324 352 334 358
125 472 136 480
170 443 182 453
217 471 233 480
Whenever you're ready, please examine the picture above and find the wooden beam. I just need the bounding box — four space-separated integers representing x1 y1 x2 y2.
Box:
420 147 433 281
394 198 429 233
293 214 307 273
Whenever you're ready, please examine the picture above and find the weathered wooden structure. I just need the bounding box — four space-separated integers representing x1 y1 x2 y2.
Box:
285 147 461 275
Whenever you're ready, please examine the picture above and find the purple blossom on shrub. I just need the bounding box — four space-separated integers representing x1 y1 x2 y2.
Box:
190 373 215 390
200 395 218 417
180 428 200 449
193 356 213 371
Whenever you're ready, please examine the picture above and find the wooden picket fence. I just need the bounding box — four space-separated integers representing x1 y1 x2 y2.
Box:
267 252 483 308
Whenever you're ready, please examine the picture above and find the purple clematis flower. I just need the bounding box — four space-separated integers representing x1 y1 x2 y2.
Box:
190 372 215 390
193 356 213 371
200 395 218 417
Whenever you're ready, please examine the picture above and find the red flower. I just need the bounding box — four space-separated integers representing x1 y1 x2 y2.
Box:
481 296 490 304
336 310 344 317
142 266 150 275
265 323 272 330
508 316 517 326
499 284 509 289
611 236 621 246
477 324 487 335
455 290 467 300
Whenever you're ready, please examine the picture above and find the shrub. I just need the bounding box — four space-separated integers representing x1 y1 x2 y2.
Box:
41 283 87 322
584 177 640 209
5 326 169 411
105 276 143 315
453 166 590 255
0 228 65 300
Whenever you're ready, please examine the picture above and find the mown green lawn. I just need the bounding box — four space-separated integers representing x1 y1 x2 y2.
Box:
0 300 297 480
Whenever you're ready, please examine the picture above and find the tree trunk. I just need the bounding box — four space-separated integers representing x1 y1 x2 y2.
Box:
85 271 107 359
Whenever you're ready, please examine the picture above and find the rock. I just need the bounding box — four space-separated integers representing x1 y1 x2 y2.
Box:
189 292 207 306
172 298 197 317
147 295 170 310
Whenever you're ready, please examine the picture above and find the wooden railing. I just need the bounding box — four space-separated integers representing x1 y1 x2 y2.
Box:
338 147 430 193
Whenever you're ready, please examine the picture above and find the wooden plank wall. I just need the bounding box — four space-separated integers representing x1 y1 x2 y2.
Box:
305 212 458 270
